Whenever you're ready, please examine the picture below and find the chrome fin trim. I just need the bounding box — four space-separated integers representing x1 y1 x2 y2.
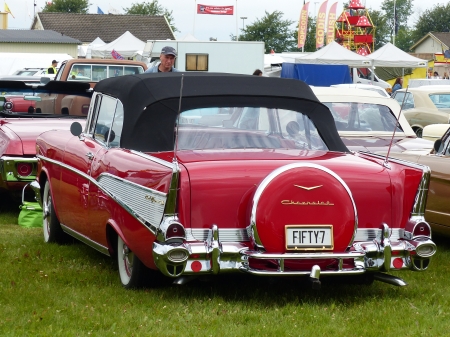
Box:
97 173 167 230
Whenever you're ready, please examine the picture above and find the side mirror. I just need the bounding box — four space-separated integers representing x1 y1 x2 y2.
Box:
70 122 83 136
433 139 442 153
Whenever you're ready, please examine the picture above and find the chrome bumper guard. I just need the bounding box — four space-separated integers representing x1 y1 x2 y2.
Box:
153 223 437 278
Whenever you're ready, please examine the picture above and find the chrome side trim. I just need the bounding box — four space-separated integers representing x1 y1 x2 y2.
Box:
61 224 110 256
97 173 167 230
186 228 250 242
250 163 358 250
164 159 180 216
130 150 175 169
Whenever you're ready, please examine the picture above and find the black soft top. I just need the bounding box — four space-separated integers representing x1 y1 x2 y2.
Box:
93 72 348 153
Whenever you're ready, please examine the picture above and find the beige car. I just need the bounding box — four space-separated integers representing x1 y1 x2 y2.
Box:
312 87 434 155
387 126 450 236
422 123 450 142
392 86 450 138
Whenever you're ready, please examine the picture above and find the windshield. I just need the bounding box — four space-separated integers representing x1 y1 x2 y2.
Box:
176 107 328 151
0 84 91 117
323 102 403 132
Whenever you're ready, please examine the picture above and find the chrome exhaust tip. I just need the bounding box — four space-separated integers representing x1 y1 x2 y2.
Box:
309 265 321 290
373 272 408 287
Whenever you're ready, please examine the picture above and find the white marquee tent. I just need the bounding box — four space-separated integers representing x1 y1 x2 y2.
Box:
85 37 106 59
91 31 145 59
366 42 428 68
294 41 372 68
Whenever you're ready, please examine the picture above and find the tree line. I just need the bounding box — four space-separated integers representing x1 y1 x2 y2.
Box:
43 0 450 53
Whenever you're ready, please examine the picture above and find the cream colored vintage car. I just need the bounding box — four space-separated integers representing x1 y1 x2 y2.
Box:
312 87 434 155
391 86 450 138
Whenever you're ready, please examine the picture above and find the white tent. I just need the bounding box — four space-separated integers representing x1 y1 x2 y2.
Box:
86 37 106 59
91 31 145 59
294 41 372 68
366 42 428 68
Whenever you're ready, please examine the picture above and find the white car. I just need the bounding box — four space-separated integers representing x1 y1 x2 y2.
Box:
12 67 57 79
331 83 391 98
312 86 434 155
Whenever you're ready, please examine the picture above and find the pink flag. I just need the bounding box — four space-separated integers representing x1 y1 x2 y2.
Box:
111 49 124 60
197 4 234 15
315 0 328 49
297 2 310 48
326 2 338 45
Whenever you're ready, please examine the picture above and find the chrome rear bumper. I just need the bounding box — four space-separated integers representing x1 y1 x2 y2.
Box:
153 223 436 279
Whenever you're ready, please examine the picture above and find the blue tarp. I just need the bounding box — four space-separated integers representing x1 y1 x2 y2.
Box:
281 63 352 86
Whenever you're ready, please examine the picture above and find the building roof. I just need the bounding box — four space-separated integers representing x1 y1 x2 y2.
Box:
33 13 175 44
0 29 81 44
410 32 450 51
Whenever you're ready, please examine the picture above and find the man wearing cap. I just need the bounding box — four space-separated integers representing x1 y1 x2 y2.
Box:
145 46 179 73
46 60 58 75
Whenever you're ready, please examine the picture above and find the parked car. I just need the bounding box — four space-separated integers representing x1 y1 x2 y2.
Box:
12 67 58 80
422 124 450 142
55 59 147 88
385 125 450 236
312 87 434 155
391 86 450 137
33 73 436 289
0 80 91 197
330 83 391 98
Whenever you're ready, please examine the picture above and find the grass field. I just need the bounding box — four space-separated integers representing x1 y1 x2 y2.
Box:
1 199 449 336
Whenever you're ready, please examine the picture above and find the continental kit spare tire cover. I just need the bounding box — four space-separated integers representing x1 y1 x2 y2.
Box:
250 163 357 253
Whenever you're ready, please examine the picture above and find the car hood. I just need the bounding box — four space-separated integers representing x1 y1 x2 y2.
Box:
341 135 434 155
175 150 421 237
0 118 86 156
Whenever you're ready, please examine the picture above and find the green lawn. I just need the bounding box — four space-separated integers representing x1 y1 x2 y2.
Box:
1 200 449 336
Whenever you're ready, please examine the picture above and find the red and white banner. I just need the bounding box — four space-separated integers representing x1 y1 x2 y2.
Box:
197 4 234 15
297 2 310 48
315 0 328 49
326 2 338 45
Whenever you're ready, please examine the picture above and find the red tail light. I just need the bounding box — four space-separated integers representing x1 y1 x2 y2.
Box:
17 163 33 176
166 223 186 239
413 222 431 237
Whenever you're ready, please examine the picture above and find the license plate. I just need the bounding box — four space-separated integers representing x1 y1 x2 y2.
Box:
285 225 333 250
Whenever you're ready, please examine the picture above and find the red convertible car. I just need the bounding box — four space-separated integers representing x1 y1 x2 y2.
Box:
0 80 90 197
33 73 436 289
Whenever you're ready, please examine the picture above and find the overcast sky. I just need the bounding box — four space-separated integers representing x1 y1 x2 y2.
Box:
7 0 446 41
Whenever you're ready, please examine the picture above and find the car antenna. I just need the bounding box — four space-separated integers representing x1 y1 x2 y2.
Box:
384 85 409 168
173 74 184 160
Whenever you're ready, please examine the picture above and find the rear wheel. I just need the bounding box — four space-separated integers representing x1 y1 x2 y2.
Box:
117 235 152 289
43 180 68 244
413 127 423 138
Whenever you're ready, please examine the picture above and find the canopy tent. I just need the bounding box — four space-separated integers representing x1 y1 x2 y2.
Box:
294 41 372 68
366 42 428 68
85 37 106 59
91 31 145 59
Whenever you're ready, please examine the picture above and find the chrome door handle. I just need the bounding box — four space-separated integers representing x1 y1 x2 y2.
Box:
85 152 94 160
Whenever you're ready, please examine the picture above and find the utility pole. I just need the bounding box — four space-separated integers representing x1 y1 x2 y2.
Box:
393 0 396 46
240 17 247 31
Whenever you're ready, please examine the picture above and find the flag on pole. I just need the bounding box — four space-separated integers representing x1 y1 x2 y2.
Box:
4 3 14 18
326 2 338 45
97 6 104 14
315 0 328 49
111 50 124 60
297 2 309 48
108 5 120 15
197 4 234 15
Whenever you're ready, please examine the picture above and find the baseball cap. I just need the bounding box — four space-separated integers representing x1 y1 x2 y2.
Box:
161 46 177 57
52 60 58 64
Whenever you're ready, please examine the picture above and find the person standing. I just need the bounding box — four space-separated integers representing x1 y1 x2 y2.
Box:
145 46 179 73
46 60 58 74
392 77 403 93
